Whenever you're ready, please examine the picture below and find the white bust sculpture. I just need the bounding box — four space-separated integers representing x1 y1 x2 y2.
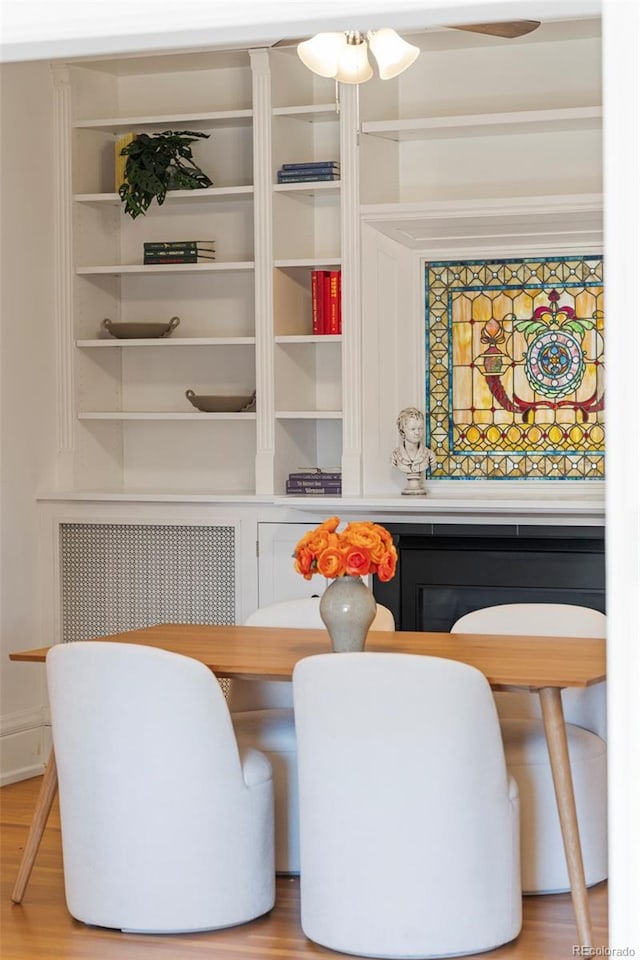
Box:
391 406 437 496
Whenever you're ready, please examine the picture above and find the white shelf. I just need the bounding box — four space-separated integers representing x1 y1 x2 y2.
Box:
275 411 343 420
274 181 340 196
272 103 338 121
37 489 267 503
78 412 257 420
77 337 256 347
34 489 604 521
361 105 603 141
73 109 253 132
74 186 254 203
272 494 605 521
274 258 341 269
76 262 254 275
60 34 602 503
275 335 341 344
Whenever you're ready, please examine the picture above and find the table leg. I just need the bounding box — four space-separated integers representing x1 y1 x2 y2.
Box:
11 749 58 904
538 686 593 949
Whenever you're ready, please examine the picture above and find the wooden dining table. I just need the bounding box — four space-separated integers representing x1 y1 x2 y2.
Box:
9 622 606 947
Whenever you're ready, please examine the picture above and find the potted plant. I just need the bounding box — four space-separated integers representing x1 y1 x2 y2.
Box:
118 130 214 219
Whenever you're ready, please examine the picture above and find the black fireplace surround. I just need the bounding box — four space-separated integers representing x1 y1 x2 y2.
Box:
372 524 605 633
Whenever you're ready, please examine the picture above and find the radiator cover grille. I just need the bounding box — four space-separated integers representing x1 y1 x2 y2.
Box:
60 523 236 642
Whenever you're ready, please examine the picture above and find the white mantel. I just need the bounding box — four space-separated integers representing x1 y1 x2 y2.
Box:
37 480 604 525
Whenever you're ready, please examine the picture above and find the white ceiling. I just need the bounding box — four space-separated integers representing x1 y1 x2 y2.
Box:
0 0 601 64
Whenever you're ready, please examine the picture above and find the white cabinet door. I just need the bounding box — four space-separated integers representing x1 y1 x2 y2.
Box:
257 522 328 606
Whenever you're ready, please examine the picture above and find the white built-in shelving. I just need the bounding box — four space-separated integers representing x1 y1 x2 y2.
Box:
272 103 337 120
76 262 254 274
62 45 349 497
273 181 340 196
360 105 602 141
64 50 260 495
74 186 254 203
274 335 341 344
78 412 257 420
77 337 256 347
72 109 254 132
268 52 346 496
274 257 341 268
51 22 603 502
275 411 343 419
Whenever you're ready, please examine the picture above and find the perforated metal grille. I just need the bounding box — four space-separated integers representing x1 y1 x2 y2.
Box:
59 523 236 693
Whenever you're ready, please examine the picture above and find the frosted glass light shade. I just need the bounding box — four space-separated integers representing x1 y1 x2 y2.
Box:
368 28 420 80
297 33 347 78
297 28 419 84
334 38 373 84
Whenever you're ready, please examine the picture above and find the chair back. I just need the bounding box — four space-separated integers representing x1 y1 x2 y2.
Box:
47 641 273 931
292 652 521 957
451 603 606 737
229 596 395 712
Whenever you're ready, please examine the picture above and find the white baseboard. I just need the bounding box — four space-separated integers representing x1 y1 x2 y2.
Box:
0 708 47 786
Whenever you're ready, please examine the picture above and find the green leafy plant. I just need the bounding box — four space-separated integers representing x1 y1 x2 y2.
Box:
118 130 214 219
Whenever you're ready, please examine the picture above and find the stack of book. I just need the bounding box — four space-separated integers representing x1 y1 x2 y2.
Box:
311 269 341 335
143 240 216 264
277 161 340 184
286 470 342 496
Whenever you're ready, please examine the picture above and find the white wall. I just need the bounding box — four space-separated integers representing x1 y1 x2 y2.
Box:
0 62 57 783
602 1 640 950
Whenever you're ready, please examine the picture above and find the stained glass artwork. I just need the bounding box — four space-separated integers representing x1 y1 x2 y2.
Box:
425 255 604 480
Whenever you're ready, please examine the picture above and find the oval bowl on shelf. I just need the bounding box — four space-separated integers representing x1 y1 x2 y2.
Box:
102 316 180 339
185 390 256 413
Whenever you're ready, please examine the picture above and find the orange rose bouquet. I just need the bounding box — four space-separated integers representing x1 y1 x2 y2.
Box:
293 516 397 582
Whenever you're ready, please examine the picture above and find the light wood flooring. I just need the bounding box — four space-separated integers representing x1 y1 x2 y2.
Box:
1 776 608 960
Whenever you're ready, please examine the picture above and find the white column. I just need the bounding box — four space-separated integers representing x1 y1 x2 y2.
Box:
339 82 362 496
51 65 74 488
250 49 275 495
602 0 640 952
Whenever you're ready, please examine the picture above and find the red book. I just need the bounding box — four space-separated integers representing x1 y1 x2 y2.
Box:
321 271 331 335
311 270 328 334
311 270 321 334
328 270 341 334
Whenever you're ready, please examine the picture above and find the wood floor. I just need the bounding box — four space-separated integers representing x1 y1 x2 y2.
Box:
1 776 608 960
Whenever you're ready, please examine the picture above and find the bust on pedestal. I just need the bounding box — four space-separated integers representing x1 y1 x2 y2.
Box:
391 407 437 496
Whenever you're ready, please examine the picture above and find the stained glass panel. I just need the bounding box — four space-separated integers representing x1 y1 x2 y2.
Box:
425 255 604 479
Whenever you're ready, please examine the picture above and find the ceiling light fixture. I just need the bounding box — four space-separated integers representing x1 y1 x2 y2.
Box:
297 28 419 84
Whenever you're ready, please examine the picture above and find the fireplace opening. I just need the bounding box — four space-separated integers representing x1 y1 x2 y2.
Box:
372 524 605 633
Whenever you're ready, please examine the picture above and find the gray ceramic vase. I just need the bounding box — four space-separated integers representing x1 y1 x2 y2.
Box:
319 575 377 653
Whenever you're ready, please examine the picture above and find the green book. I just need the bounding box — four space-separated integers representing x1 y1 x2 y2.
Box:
144 253 216 264
143 241 216 253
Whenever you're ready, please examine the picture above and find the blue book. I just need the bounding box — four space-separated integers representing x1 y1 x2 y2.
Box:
281 161 340 171
277 173 340 183
288 471 342 481
286 485 341 496
286 479 342 491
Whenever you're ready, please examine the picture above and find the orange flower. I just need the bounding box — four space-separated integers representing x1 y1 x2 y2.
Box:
343 545 372 577
373 522 394 545
293 530 314 552
307 529 338 556
343 523 380 551
377 547 398 582
292 517 396 583
316 547 345 579
319 516 340 533
294 546 315 580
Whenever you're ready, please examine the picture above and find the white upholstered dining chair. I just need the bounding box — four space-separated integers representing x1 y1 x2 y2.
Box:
451 603 607 894
293 652 522 958
47 641 275 933
230 595 395 873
